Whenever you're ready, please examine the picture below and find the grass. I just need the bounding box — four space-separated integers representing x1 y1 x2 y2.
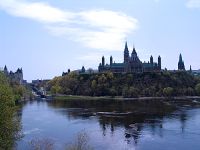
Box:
53 95 200 101
54 95 120 101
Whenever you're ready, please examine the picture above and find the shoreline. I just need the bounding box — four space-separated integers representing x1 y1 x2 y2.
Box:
53 95 200 101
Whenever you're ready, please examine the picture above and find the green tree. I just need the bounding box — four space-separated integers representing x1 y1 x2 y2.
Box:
122 86 129 98
51 85 62 95
109 88 117 97
128 87 139 98
195 83 200 95
163 87 174 97
0 72 22 149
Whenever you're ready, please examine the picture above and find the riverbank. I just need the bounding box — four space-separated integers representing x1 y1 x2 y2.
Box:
53 95 200 101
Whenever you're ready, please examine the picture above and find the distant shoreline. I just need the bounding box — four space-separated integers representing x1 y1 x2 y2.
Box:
53 95 200 101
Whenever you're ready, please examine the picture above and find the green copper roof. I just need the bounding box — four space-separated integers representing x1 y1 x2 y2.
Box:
111 63 125 68
143 63 157 68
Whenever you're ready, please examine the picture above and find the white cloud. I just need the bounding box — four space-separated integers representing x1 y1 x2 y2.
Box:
186 0 200 8
0 0 138 51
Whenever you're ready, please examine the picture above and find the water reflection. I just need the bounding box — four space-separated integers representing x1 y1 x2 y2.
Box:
47 99 200 147
18 99 200 150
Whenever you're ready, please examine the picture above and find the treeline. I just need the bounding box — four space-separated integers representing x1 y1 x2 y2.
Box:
48 71 200 98
0 72 23 149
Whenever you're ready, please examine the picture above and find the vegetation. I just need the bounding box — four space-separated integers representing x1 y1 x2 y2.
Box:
48 71 200 98
0 72 23 149
66 132 93 150
29 132 93 150
195 83 200 96
29 138 54 150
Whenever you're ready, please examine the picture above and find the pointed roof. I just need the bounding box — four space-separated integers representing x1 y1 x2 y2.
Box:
179 53 183 62
124 41 129 52
4 65 7 71
82 66 85 71
132 46 137 54
125 41 128 48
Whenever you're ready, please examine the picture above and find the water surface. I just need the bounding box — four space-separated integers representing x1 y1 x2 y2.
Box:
17 99 200 150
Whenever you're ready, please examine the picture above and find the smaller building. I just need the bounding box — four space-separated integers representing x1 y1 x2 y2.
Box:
3 65 24 84
62 69 71 76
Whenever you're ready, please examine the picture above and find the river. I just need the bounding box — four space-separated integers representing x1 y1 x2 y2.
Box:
17 99 200 150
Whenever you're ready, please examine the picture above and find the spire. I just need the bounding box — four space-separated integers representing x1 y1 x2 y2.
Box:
132 44 137 55
4 65 7 71
81 66 85 73
102 56 105 67
179 53 183 62
190 65 192 72
158 55 161 70
110 56 113 66
132 44 136 53
178 53 185 70
124 42 129 63
150 55 153 65
125 41 128 50
124 41 129 53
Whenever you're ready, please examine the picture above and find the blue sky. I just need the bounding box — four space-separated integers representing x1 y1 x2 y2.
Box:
0 0 200 81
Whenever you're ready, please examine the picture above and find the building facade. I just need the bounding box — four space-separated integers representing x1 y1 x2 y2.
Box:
3 65 24 84
98 42 161 73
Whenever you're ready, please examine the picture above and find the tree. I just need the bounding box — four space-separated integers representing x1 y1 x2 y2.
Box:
0 72 22 149
195 83 200 95
91 80 97 90
128 87 139 98
51 85 62 95
122 86 129 98
163 87 174 97
109 88 117 97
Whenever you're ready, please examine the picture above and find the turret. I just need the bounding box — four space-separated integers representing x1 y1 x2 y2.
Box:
102 56 105 67
158 56 161 70
124 42 129 63
178 53 185 70
131 46 139 62
81 66 85 73
110 56 113 66
4 65 8 75
150 55 153 65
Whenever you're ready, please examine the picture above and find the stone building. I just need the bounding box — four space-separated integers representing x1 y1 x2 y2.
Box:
98 42 161 73
3 65 24 84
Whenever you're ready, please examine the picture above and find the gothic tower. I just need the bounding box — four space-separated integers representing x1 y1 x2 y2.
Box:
102 56 105 67
124 42 129 63
110 56 113 66
178 54 185 70
150 56 153 66
4 65 8 76
131 46 140 62
158 56 161 70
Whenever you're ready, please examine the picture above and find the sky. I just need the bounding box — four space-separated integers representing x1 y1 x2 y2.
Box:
0 0 200 81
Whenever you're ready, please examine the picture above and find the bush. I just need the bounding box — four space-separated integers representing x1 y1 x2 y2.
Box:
0 72 22 149
195 83 200 95
163 87 174 97
65 132 93 150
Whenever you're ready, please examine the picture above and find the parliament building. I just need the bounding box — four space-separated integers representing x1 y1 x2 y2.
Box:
98 42 161 73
